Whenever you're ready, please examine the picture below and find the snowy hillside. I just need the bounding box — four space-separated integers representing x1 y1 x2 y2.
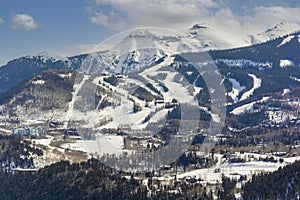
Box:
26 51 67 63
186 23 250 50
79 26 244 75
250 22 300 44
1 27 300 132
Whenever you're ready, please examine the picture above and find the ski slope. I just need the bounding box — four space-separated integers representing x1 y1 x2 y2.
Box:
240 74 262 101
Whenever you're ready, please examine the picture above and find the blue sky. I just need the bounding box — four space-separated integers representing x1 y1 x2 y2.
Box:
1 0 300 65
0 0 116 65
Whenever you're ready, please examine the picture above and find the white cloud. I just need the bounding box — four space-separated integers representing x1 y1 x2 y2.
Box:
10 14 39 31
251 6 300 26
87 0 300 34
90 10 126 30
207 6 300 37
0 18 4 24
88 0 220 30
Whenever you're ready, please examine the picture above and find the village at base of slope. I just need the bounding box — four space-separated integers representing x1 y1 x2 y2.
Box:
12 126 45 137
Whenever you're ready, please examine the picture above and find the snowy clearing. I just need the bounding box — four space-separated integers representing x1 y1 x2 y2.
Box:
32 80 45 85
282 88 291 96
175 153 300 184
290 76 300 82
58 73 72 78
280 59 294 68
61 135 125 156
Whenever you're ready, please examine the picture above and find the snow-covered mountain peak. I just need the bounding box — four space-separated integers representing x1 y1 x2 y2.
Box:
190 23 208 30
251 21 300 44
109 28 189 57
115 29 165 53
265 21 300 34
26 51 67 63
185 23 250 50
127 29 158 38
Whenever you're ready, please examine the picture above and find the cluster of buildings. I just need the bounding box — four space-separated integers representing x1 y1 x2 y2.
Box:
11 126 45 137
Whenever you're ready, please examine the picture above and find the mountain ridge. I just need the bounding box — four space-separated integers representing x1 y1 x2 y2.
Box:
0 23 299 94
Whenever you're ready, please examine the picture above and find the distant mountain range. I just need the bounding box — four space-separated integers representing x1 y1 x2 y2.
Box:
1 21 299 93
0 25 299 132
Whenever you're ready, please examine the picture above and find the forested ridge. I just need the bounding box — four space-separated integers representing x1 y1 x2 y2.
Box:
243 161 300 199
0 158 148 200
